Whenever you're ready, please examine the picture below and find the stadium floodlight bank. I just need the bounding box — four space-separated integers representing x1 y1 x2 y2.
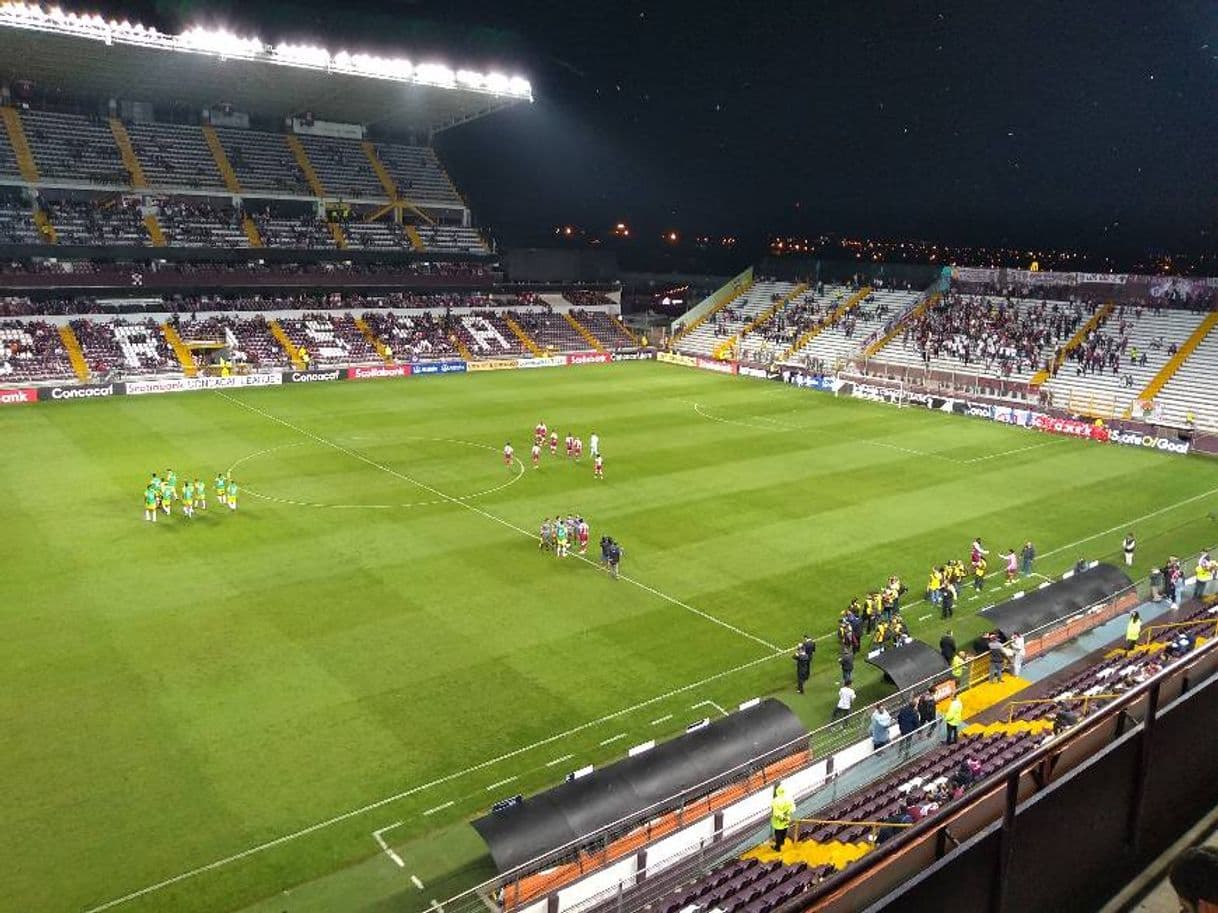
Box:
0 2 532 100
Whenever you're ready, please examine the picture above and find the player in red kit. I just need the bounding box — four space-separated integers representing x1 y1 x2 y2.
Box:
534 421 547 445
577 518 590 555
573 437 584 461
594 454 604 478
531 442 541 468
503 442 514 468
565 434 575 459
549 430 559 455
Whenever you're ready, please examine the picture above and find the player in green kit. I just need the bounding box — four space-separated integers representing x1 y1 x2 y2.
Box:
160 474 174 516
215 472 227 507
144 484 159 523
226 477 238 511
195 477 207 511
181 480 195 518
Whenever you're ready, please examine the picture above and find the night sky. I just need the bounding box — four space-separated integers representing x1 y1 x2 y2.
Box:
87 1 1218 253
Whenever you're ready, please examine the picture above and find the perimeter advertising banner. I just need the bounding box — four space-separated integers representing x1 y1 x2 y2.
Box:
1108 429 1191 455
411 361 468 375
282 369 343 383
126 373 284 396
346 364 412 381
565 351 612 366
611 349 657 362
1032 414 1111 442
45 382 123 401
0 386 38 405
516 356 567 369
467 359 518 372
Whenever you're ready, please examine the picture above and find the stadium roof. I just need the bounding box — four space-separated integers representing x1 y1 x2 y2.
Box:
0 2 533 134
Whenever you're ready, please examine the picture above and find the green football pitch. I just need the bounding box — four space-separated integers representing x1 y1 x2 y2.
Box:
3 361 1216 913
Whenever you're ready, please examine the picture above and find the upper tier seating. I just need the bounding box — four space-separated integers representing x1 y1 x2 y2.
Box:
158 200 250 248
214 127 310 195
126 122 226 191
361 311 461 359
0 319 75 380
252 213 335 249
22 110 127 185
71 318 176 376
341 220 413 250
1041 306 1209 416
0 121 19 176
276 313 378 365
415 224 488 254
373 143 464 207
676 281 797 356
296 134 383 198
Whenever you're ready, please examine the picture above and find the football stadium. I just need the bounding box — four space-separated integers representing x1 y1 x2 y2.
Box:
3 5 1218 913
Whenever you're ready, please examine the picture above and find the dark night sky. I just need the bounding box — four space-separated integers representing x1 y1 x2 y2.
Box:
88 1 1218 253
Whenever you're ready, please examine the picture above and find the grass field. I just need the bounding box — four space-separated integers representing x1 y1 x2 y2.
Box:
3 360 1217 913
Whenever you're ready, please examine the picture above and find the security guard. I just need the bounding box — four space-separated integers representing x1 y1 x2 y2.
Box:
945 695 964 745
771 783 795 851
1125 610 1142 652
951 650 967 687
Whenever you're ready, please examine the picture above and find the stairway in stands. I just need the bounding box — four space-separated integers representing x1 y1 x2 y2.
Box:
563 312 605 352
161 324 198 377
781 286 871 361
285 134 327 197
1 106 40 182
57 325 90 381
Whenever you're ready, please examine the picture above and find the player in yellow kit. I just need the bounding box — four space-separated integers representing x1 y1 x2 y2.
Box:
226 477 238 511
195 477 207 511
144 484 159 523
215 472 227 506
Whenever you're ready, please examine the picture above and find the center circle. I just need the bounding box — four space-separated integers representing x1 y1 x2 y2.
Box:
226 436 524 510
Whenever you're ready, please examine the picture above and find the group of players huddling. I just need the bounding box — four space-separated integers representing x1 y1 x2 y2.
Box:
143 469 238 522
503 421 604 479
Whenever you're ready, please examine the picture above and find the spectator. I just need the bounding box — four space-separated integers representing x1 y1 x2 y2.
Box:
770 783 795 851
916 688 937 726
987 634 1007 683
1010 631 1026 677
839 645 854 686
833 682 856 723
896 700 920 736
871 704 893 750
1170 845 1218 913
939 630 957 665
1021 540 1036 577
1123 532 1137 566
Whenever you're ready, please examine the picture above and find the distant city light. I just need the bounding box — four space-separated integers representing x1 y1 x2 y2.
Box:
0 2 533 99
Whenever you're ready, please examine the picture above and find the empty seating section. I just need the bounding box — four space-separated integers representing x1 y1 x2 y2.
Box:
71 318 176 375
415 224 488 253
0 199 39 243
784 288 917 367
374 143 463 207
46 200 148 245
456 312 529 356
158 200 250 248
574 310 634 347
342 221 411 250
22 110 127 185
0 320 75 380
295 135 382 198
881 294 1090 380
676 281 796 356
658 858 834 913
362 311 460 359
0 122 19 176
1042 307 1208 415
126 122 226 191
276 314 378 364
508 309 586 351
253 213 336 249
1156 326 1218 429
214 127 310 195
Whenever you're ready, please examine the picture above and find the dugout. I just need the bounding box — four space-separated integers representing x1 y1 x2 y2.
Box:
471 698 807 874
975 562 1134 651
866 641 952 689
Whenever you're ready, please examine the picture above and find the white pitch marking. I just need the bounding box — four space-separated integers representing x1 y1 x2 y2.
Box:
918 613 932 622
960 440 1062 463
650 714 673 726
486 776 518 792
691 700 729 717
411 875 425 891
371 823 405 869
599 733 627 746
430 901 444 913
545 754 574 767
222 394 781 652
422 802 454 817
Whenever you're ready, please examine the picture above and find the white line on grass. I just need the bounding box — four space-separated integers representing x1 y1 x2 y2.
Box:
422 802 454 817
219 393 781 652
486 777 518 792
411 875 425 890
371 823 405 869
650 714 673 726
545 754 574 767
599 733 627 746
81 649 785 913
960 440 1062 463
691 700 729 717
430 900 444 913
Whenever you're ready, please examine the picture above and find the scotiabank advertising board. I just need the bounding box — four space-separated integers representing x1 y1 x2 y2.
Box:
694 356 738 375
0 386 38 405
346 364 412 380
127 373 283 396
566 351 612 366
1032 414 1110 442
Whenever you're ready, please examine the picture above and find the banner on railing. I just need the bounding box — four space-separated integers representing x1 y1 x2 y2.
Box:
1109 429 1191 455
411 361 468 376
346 364 412 380
0 386 39 405
282 369 343 383
126 373 283 396
1032 414 1110 442
566 351 612 366
516 356 567 370
467 359 518 372
45 382 123 400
